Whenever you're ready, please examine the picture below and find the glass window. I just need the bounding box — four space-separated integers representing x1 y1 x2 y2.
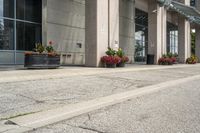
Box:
0 0 14 18
135 9 148 63
0 19 14 50
16 22 41 50
16 0 42 23
190 0 196 6
167 22 178 54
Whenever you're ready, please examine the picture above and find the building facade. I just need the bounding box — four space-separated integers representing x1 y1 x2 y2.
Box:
0 0 200 67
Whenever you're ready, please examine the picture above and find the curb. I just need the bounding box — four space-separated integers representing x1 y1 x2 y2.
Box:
0 64 198 83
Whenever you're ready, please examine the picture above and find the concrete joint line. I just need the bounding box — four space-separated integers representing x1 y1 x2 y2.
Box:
3 74 200 133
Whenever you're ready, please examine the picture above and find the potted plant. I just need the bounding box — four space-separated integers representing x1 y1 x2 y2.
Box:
158 57 173 65
24 41 60 69
101 47 121 68
116 48 129 67
186 55 198 64
101 55 121 68
158 53 178 65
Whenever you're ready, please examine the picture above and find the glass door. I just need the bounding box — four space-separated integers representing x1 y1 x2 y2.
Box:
135 9 148 63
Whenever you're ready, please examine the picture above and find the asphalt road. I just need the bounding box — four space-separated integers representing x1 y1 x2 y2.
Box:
29 74 200 133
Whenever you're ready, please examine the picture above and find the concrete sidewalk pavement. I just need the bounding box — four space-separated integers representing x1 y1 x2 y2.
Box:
0 64 200 132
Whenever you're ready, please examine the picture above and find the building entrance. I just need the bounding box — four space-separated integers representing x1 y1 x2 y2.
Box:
135 9 148 63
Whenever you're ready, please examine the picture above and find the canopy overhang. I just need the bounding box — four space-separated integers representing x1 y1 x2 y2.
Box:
157 0 200 24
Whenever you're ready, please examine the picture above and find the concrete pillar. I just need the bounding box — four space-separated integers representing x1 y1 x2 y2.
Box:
119 0 135 63
109 0 119 50
178 16 191 62
42 0 47 46
85 0 119 67
178 0 191 63
148 0 167 64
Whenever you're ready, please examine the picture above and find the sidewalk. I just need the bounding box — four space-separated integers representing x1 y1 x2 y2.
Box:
0 64 200 132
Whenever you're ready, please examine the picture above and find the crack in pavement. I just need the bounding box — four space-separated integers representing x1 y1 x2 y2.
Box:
66 123 105 133
77 126 105 133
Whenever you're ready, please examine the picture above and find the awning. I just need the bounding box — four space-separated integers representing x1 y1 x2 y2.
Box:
170 1 200 24
157 0 172 7
157 0 200 24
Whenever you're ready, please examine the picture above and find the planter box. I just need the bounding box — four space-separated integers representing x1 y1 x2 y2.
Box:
24 53 60 69
105 64 116 68
117 62 125 67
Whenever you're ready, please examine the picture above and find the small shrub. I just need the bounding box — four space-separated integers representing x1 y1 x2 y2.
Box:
46 41 54 53
35 43 45 53
106 47 116 56
186 55 198 64
116 48 125 58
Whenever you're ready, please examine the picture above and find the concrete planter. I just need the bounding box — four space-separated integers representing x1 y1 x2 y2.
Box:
24 53 60 69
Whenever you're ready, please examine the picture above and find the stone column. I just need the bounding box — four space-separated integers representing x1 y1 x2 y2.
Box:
178 16 191 63
109 0 119 50
148 0 167 64
119 0 135 63
178 0 191 63
42 0 47 46
85 0 119 67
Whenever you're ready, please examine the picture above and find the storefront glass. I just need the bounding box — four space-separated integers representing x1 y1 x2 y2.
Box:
0 0 41 64
167 22 178 54
135 9 148 63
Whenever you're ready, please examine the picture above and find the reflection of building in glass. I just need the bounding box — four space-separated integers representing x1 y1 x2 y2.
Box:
190 0 196 7
167 22 178 54
0 19 14 50
135 9 148 63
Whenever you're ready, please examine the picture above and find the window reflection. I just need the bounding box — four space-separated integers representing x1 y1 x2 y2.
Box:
16 0 42 23
0 0 14 18
0 19 14 50
17 22 41 50
135 9 148 62
167 22 178 54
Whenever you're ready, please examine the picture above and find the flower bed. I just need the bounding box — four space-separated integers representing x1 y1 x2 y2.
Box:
101 48 129 68
101 56 121 68
158 53 177 65
24 41 60 69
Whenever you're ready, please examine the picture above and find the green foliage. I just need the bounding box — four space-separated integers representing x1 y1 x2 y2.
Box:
106 47 116 56
116 48 125 58
135 43 144 56
162 52 178 58
46 45 54 53
35 43 45 53
186 55 198 64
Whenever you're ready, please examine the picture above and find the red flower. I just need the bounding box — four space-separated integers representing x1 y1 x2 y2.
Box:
158 57 173 65
171 57 177 63
101 56 120 65
49 41 53 45
121 56 129 63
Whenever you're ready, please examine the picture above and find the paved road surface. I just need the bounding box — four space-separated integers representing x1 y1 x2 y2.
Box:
30 76 200 133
